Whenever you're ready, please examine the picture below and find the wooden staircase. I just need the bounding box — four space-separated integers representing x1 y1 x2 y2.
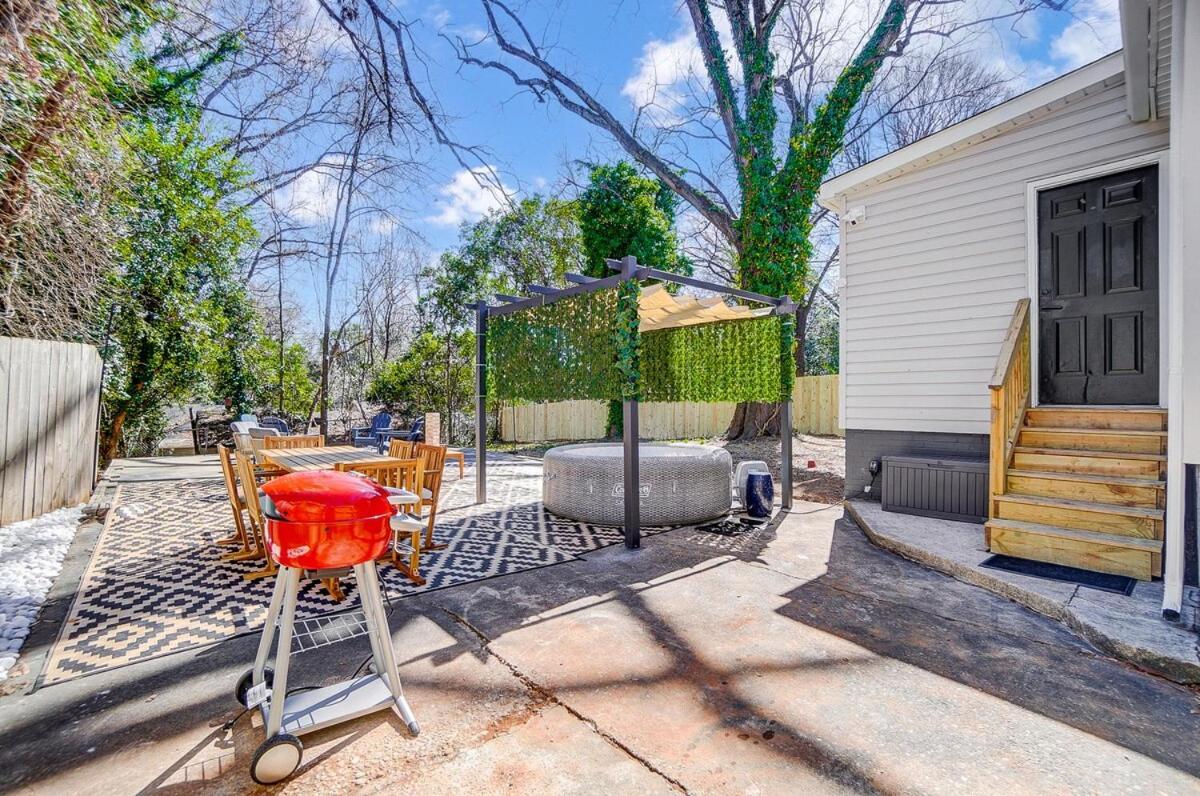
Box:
985 406 1166 580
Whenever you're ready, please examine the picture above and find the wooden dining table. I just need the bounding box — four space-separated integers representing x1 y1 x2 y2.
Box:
259 445 397 474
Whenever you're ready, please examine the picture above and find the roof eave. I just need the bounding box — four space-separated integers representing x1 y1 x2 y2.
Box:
818 51 1125 208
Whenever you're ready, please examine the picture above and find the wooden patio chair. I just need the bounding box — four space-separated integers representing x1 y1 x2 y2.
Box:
414 443 449 551
216 444 260 562
386 439 416 459
236 450 277 582
263 433 325 449
335 458 428 586
236 450 343 600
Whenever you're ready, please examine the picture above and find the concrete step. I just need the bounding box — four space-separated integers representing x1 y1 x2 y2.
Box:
985 518 1161 580
1005 470 1165 509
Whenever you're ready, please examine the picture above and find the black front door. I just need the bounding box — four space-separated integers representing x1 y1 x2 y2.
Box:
1037 165 1159 405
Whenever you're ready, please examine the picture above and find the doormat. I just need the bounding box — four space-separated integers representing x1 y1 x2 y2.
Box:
980 554 1137 596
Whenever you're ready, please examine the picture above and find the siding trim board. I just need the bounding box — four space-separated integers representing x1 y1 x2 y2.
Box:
1023 149 1170 409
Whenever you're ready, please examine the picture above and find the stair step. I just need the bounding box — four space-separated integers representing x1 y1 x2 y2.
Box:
1017 427 1167 454
1024 407 1167 431
992 493 1163 539
1011 447 1165 478
1006 470 1164 508
985 518 1160 580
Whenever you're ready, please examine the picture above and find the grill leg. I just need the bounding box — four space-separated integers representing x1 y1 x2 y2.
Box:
254 569 288 683
355 563 387 677
360 562 420 735
265 566 301 737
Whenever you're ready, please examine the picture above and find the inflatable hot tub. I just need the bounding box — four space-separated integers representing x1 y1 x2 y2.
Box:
542 443 732 526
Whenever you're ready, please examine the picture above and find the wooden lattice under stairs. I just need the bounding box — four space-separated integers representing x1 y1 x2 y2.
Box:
985 406 1166 581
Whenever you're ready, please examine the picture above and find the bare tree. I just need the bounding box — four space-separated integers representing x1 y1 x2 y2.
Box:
442 0 1061 437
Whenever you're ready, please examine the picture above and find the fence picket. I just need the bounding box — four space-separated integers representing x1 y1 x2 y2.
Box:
0 337 103 524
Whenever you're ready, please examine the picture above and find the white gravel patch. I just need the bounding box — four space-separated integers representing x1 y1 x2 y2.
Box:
0 505 83 680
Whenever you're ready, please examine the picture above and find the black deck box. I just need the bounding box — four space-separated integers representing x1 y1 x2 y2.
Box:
881 455 989 524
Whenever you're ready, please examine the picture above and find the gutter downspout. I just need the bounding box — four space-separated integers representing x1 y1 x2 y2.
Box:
1161 0 1188 621
1120 0 1154 121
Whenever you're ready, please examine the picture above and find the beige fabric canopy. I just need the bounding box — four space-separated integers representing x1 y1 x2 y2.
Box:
637 283 772 332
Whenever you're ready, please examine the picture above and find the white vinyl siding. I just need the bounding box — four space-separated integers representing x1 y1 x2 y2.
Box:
839 76 1169 435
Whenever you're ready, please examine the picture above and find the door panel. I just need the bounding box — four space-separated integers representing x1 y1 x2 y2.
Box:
1037 165 1159 405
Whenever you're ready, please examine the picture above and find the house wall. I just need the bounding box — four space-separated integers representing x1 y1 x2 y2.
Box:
838 75 1169 438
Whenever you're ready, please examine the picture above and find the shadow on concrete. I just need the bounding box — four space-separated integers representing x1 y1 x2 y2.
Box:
775 517 1200 777
4 505 1200 792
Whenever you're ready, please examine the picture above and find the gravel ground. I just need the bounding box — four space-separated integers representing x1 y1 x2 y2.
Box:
0 506 83 680
497 434 847 505
712 433 846 504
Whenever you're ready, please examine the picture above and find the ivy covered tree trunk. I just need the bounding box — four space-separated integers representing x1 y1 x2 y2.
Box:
720 0 910 439
456 0 913 438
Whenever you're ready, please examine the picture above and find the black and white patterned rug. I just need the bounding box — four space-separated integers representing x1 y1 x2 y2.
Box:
42 457 662 684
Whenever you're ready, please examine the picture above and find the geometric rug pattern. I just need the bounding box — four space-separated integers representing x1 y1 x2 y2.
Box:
41 456 662 685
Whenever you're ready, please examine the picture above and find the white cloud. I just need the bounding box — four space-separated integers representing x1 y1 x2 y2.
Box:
423 4 452 31
278 160 345 223
426 167 513 227
1050 0 1121 69
622 29 705 111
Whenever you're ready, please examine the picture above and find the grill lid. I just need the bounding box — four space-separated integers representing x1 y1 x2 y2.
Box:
261 470 392 523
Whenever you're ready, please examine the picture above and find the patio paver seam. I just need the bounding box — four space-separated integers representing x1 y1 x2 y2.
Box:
441 607 691 795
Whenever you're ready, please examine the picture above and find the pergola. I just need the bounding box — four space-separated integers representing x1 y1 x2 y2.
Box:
473 255 798 549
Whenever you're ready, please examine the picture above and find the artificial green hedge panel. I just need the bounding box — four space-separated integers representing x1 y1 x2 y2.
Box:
641 314 786 403
488 288 622 401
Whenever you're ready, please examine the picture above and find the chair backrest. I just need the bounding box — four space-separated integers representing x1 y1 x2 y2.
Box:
410 417 425 433
414 443 448 501
239 413 259 424
235 451 265 529
335 458 422 493
247 426 279 439
264 433 324 449
387 439 416 459
371 412 393 432
217 443 242 508
259 416 290 434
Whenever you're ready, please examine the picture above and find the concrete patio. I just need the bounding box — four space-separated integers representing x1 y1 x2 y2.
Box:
846 499 1200 685
1 459 1199 793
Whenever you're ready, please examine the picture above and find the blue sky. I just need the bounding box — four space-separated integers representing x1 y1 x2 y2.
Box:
270 0 1122 318
397 0 1121 253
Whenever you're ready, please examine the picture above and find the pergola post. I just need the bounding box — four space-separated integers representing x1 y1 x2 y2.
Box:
475 301 488 504
619 255 642 549
623 399 641 548
781 400 793 510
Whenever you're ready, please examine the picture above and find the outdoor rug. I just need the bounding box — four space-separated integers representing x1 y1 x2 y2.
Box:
41 456 664 684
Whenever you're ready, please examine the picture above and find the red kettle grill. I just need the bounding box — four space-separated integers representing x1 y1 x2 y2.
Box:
235 470 421 785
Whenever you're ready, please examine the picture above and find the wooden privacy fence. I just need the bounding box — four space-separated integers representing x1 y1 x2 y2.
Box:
500 374 842 442
0 337 102 524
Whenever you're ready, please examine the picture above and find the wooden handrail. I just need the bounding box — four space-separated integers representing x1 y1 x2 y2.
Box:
988 298 1031 522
